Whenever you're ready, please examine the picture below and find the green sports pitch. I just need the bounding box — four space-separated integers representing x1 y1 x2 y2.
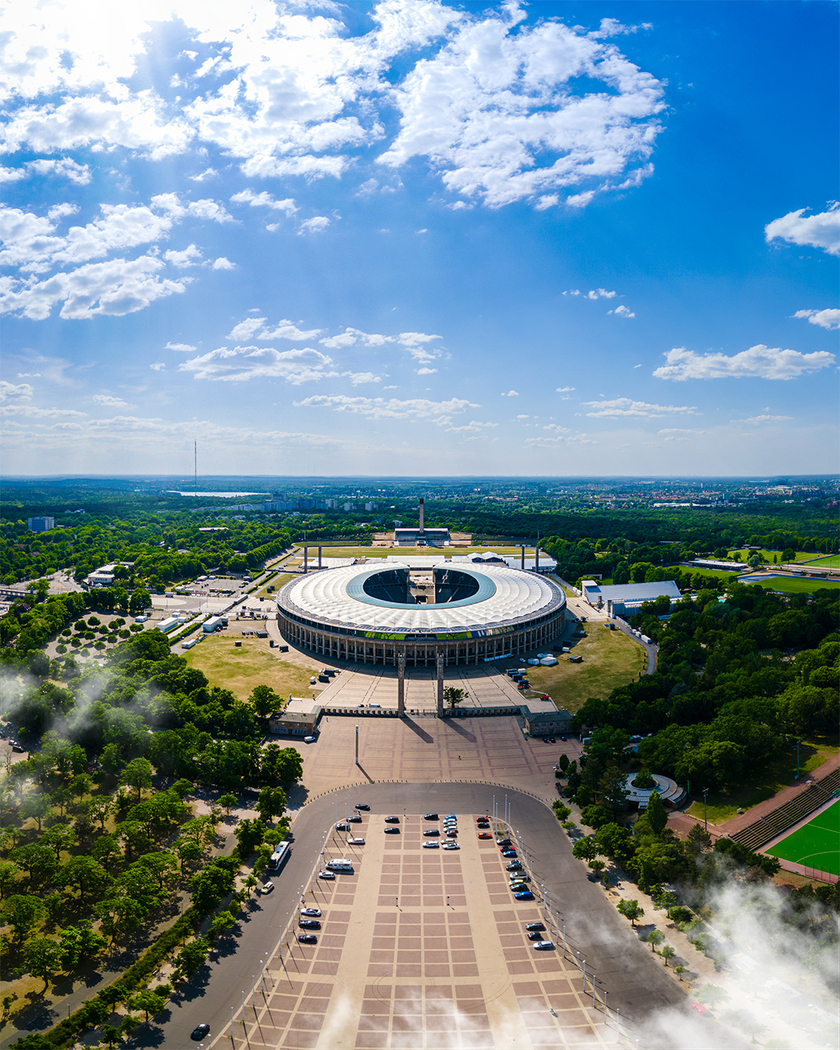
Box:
766 799 840 877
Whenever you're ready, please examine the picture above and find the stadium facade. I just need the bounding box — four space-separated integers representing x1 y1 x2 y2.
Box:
277 562 566 666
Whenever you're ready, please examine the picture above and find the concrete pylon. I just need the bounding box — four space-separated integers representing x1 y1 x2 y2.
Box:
397 652 406 716
436 652 444 717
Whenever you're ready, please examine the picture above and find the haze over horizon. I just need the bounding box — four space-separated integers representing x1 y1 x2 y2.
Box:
1 0 837 478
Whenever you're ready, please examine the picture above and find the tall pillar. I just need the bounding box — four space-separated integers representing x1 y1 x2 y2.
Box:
303 546 308 573
436 652 444 717
397 652 405 716
521 545 525 571
535 546 539 572
318 546 322 569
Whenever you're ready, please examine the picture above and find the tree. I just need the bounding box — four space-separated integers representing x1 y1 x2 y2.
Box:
59 855 111 905
56 924 106 969
589 859 606 878
100 1024 123 1048
120 757 153 800
661 944 676 966
0 861 21 899
3 894 46 944
42 823 76 864
20 793 52 832
572 837 601 863
86 794 114 831
234 817 265 857
128 989 168 1023
256 786 286 824
598 766 629 821
24 936 64 989
685 823 712 857
218 792 238 816
249 684 280 722
443 687 465 710
209 911 237 939
10 844 57 887
617 899 644 927
647 930 664 952
173 937 209 979
645 791 668 836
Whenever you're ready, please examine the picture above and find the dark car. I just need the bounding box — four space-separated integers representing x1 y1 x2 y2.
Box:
514 890 535 901
299 919 321 929
384 826 400 834
506 861 523 871
347 814 362 823
423 829 440 837
355 803 370 810
424 813 439 820
384 816 400 823
298 933 317 944
525 922 545 931
191 1024 210 1040
528 930 544 940
501 849 517 858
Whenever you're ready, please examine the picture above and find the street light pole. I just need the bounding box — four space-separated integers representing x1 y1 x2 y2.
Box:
703 787 709 832
795 739 800 780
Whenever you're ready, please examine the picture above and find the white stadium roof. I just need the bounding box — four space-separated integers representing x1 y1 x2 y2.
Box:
278 562 564 636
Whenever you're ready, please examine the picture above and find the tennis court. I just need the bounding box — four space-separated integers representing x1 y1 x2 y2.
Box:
766 799 840 877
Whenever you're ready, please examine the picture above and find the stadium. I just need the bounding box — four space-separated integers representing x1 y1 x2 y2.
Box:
276 562 566 667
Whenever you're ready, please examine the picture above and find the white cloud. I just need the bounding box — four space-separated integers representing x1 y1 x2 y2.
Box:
731 414 792 426
227 317 322 342
164 244 203 268
345 371 382 386
0 255 191 320
299 216 331 234
379 9 664 207
165 341 197 353
610 304 635 317
321 327 395 350
230 189 297 215
793 308 840 331
416 366 437 375
555 386 575 393
654 344 836 381
516 414 529 420
190 168 217 182
1 403 87 419
525 431 594 447
93 394 131 408
765 202 840 256
26 158 91 184
0 4 662 213
179 344 337 384
150 362 166 371
502 390 519 397
587 288 617 299
583 397 698 418
0 166 25 183
444 419 498 435
212 256 235 270
294 394 478 424
0 381 34 401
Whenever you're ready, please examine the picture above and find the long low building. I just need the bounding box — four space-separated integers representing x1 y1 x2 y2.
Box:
277 562 566 667
581 579 681 617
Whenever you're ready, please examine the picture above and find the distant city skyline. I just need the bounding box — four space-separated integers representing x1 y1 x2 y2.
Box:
1 0 837 477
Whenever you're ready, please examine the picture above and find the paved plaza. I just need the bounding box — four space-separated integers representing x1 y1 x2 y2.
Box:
206 813 618 1050
295 716 579 802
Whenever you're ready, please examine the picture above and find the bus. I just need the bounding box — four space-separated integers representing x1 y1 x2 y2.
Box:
268 840 292 872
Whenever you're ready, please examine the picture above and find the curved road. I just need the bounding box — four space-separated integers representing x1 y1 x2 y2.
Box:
149 783 740 1050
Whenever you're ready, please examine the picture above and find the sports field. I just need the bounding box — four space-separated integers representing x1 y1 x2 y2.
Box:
766 799 840 877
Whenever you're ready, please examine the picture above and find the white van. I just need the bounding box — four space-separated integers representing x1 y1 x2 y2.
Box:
326 859 353 873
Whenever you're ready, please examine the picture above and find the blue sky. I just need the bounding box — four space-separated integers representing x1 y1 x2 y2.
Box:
1 0 837 477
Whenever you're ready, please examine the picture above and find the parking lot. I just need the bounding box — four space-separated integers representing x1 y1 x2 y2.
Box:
194 812 616 1049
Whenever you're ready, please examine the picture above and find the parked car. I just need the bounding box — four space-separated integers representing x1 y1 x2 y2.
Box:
298 933 317 944
384 816 400 823
525 922 545 931
384 827 400 834
355 803 370 810
259 882 274 895
318 871 335 880
423 841 440 849
191 1023 210 1040
532 940 554 950
424 813 439 820
301 907 321 917
299 919 321 929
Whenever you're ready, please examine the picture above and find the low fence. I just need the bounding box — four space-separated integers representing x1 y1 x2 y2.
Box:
322 705 524 719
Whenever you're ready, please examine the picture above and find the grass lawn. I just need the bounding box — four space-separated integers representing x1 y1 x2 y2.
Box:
683 566 741 582
727 548 820 564
686 737 839 824
766 800 840 876
288 545 536 562
802 553 840 568
184 635 323 701
741 576 840 594
253 572 294 598
523 625 646 712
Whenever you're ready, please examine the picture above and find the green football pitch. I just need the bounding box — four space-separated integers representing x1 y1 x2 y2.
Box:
766 799 840 877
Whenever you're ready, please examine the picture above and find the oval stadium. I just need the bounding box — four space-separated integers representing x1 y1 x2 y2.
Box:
276 562 566 666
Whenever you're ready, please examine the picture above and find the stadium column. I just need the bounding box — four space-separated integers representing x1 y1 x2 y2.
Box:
398 652 405 716
436 651 444 717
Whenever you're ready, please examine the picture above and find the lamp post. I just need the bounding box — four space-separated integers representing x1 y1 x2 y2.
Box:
795 739 800 781
703 787 709 832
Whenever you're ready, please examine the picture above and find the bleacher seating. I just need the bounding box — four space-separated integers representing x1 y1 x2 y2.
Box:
731 769 840 851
